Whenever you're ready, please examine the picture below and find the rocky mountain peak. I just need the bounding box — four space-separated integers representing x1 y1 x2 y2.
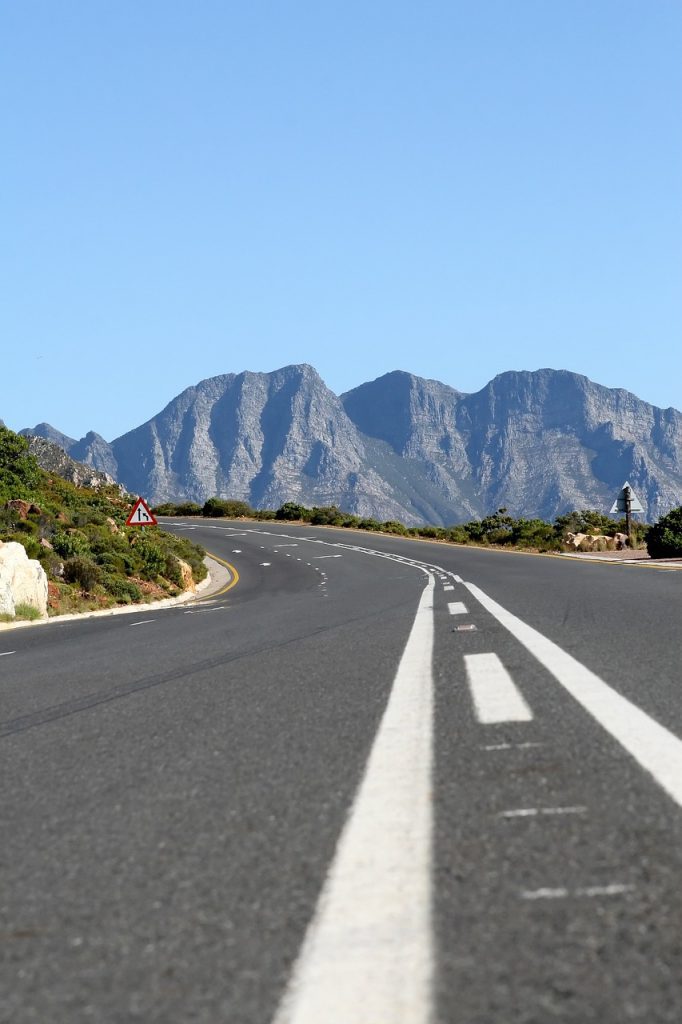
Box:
15 365 682 524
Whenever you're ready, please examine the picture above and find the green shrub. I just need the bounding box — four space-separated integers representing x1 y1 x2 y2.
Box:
63 556 102 591
52 530 90 558
646 506 682 558
135 538 165 579
100 573 142 603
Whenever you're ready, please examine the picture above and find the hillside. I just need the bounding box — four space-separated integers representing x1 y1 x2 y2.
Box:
0 427 207 619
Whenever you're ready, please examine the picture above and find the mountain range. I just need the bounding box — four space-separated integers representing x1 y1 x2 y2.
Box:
19 365 682 525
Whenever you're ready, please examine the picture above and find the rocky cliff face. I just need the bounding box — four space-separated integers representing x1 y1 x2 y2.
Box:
21 366 682 524
24 436 120 492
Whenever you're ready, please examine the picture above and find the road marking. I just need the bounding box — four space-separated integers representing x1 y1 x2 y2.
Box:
443 585 455 591
499 806 586 818
522 884 634 900
273 574 435 1024
464 581 682 809
0 651 16 657
274 544 299 548
453 574 463 583
447 601 468 615
481 742 543 751
232 549 242 553
311 554 343 559
129 619 155 627
203 553 240 599
260 562 271 567
464 653 533 724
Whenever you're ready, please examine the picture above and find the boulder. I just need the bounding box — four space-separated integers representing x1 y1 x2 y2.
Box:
5 499 31 519
0 541 49 618
176 558 196 593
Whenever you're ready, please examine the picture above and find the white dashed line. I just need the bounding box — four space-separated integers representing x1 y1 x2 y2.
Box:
260 562 271 567
464 652 533 724
522 884 634 900
499 806 586 818
129 620 156 627
464 581 682 809
0 651 16 657
274 574 435 1024
443 585 455 591
481 742 543 751
447 602 468 616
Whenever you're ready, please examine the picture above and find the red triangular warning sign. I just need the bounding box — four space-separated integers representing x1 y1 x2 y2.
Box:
126 497 158 527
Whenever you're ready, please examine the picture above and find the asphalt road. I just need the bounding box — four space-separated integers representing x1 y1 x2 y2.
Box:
2 519 682 1023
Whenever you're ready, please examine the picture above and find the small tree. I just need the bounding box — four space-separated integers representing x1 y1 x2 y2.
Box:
0 426 41 500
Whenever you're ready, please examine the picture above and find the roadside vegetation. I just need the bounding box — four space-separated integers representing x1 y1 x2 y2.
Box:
0 426 207 617
153 497 654 554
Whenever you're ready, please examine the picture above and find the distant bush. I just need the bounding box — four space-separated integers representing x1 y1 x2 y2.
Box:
152 501 203 516
203 497 254 518
310 505 344 526
275 502 309 521
646 506 682 558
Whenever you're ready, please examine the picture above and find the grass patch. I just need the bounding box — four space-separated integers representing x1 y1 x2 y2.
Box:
14 602 43 621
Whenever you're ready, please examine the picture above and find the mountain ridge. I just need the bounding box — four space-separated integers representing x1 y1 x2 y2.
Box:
19 366 682 524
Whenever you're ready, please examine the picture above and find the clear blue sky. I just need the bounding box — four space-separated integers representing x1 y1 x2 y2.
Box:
3 1 680 440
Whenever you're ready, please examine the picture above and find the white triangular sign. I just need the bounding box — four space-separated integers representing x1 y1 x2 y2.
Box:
610 481 644 515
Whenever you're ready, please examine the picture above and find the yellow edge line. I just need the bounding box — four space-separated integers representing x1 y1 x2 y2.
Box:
200 552 240 599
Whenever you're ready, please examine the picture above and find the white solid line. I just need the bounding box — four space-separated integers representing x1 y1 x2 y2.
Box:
443 585 455 591
129 619 155 626
464 582 682 809
0 651 16 657
499 806 586 818
447 601 468 615
464 653 533 724
273 574 435 1024
453 575 463 583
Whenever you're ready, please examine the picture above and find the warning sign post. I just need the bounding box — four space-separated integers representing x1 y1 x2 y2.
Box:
126 498 158 527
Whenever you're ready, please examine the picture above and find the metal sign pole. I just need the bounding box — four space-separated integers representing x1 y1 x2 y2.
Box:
625 485 632 542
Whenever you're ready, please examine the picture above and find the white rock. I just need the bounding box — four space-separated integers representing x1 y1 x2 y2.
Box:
0 541 49 618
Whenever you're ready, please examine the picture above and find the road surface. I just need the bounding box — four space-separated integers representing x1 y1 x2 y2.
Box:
2 519 682 1022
